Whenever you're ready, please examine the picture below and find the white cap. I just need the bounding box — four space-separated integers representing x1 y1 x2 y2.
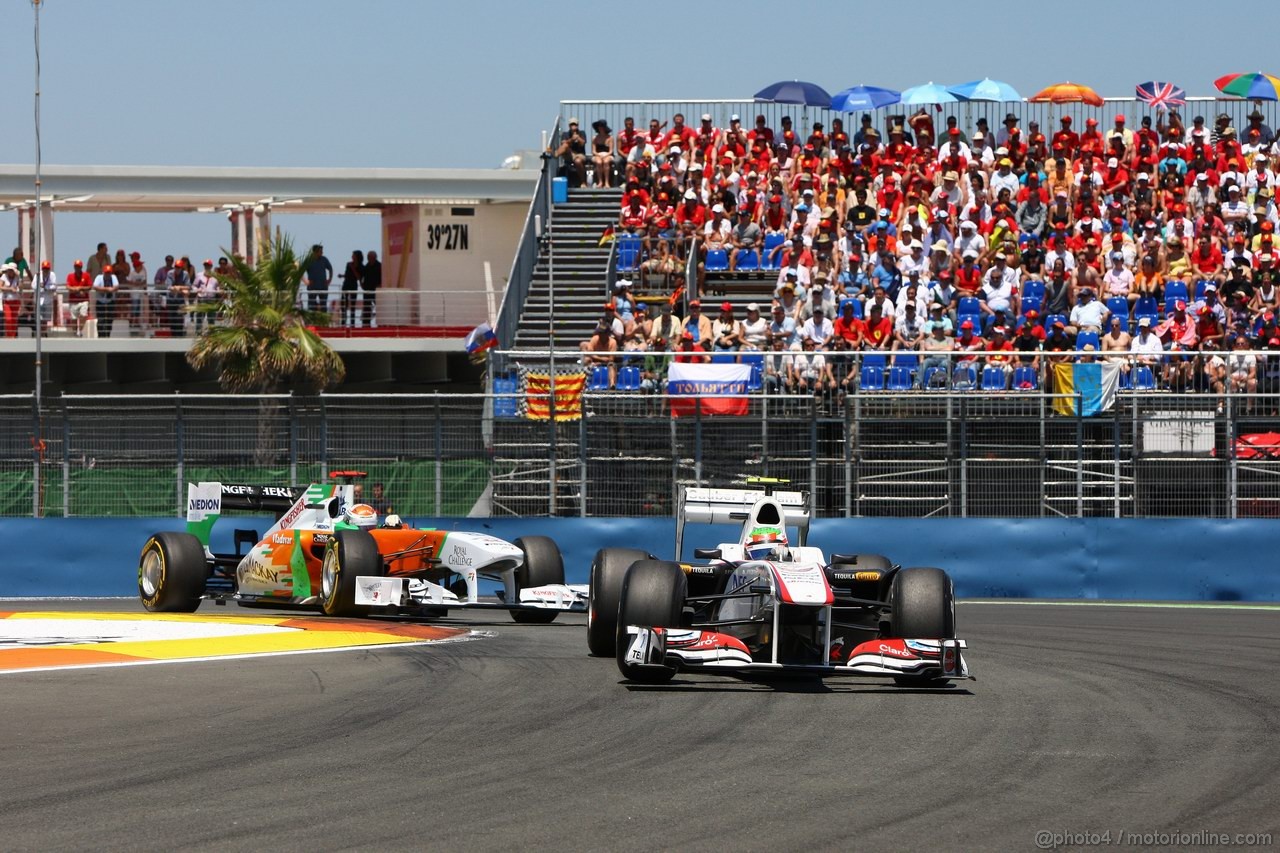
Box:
1196 173 1208 182
1137 172 1150 181
1107 157 1118 167
614 279 631 289
910 240 923 249
701 113 712 121
1138 316 1151 327
684 190 697 200
670 145 682 154
960 220 976 230
730 114 740 122
746 302 759 311
711 203 725 213
963 249 978 258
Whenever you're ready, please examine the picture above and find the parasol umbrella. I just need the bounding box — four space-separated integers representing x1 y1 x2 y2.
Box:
899 82 958 105
753 79 833 107
1135 81 1186 109
947 78 1022 102
1214 72 1280 101
830 85 900 112
1029 81 1104 106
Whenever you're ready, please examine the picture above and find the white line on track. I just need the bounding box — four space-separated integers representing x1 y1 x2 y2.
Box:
0 629 493 676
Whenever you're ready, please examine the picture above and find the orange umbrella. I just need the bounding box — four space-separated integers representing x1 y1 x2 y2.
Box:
1028 81 1104 106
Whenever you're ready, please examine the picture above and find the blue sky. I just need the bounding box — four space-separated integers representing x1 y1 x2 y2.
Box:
0 0 1270 272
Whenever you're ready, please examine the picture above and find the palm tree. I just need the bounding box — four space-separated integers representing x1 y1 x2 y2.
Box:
187 233 345 464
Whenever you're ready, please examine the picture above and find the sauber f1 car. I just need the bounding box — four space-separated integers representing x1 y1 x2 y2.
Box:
138 481 584 622
587 482 971 685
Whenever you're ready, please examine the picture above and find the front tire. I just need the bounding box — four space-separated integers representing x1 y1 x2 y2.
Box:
510 536 564 624
321 529 383 618
887 567 956 687
138 532 208 613
587 547 651 656
616 560 687 684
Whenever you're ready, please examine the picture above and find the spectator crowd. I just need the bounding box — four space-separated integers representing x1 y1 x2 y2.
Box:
565 106 1280 399
0 242 382 338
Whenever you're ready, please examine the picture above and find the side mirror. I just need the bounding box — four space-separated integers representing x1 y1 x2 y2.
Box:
693 548 722 560
829 553 860 565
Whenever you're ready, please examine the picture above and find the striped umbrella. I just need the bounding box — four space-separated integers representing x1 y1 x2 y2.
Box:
1135 81 1186 109
1214 72 1280 101
1029 81 1104 106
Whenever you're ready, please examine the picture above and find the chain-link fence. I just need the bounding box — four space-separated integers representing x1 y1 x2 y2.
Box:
2 390 1277 519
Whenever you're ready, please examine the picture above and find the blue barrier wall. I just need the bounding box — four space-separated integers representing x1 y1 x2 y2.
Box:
1 517 1275 601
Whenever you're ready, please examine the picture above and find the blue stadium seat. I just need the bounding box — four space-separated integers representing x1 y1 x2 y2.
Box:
886 366 914 391
735 250 760 271
705 249 729 272
922 365 948 389
1022 280 1046 302
952 365 977 390
1020 296 1042 319
587 365 612 391
740 352 765 371
958 296 982 317
762 233 785 269
981 366 1008 391
894 352 919 371
1133 296 1159 326
1164 296 1186 315
1075 331 1101 351
1012 366 1038 390
616 236 643 273
1131 365 1156 390
1105 297 1130 323
957 313 981 334
1044 313 1067 330
1164 280 1188 302
747 363 763 391
1193 279 1209 301
616 365 641 391
862 352 887 370
839 298 864 319
860 365 885 391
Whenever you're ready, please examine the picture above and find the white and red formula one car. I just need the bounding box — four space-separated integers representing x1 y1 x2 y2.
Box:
587 480 971 685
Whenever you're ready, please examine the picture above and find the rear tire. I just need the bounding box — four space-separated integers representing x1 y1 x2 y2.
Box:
510 536 564 624
587 547 651 656
138 532 208 613
616 560 686 684
321 529 383 618
888 567 956 687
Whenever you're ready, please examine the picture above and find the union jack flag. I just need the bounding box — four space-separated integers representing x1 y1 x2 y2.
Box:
1135 81 1186 110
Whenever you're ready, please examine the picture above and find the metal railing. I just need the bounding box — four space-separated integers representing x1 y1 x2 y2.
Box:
496 117 560 349
2 380 1276 519
560 96 1280 151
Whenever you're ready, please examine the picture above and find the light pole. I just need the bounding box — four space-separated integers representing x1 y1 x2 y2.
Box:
31 0 45 517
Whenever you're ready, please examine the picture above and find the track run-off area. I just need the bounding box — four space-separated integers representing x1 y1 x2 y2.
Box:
0 599 1276 852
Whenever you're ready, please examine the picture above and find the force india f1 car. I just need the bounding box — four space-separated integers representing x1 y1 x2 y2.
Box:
138 481 585 622
587 483 971 685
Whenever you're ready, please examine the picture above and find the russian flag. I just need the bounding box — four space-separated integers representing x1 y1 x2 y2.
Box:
667 362 751 417
464 322 498 354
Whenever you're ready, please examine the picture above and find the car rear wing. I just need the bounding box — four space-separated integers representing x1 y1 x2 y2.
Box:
676 486 810 559
184 482 347 547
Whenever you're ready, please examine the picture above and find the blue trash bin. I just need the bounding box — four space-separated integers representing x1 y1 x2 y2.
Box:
552 177 568 204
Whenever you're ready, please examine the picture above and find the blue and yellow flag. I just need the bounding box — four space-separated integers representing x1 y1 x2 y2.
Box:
1052 362 1121 416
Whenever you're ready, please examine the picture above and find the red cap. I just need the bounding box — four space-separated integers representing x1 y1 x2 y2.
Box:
175 259 186 268
1026 309 1039 318
770 194 782 203
603 302 615 311
1115 114 1126 123
689 299 701 307
1270 337 1280 345
203 259 213 266
1061 116 1072 124
1086 118 1098 126
130 251 141 259
1052 321 1066 329
681 330 694 341
41 260 50 269
1175 299 1187 310
103 264 113 272
73 259 82 267
720 301 733 312
948 127 960 136
960 320 974 330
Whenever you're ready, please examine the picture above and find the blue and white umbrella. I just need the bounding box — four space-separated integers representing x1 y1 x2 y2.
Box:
947 78 1022 103
829 85 901 112
753 80 833 107
899 82 959 105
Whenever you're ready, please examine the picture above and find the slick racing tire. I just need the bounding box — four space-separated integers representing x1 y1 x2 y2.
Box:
138 531 208 613
511 536 565 624
587 547 651 657
321 529 383 618
888 567 956 688
616 560 687 684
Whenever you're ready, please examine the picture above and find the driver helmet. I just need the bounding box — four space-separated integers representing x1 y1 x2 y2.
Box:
343 503 379 529
745 525 788 561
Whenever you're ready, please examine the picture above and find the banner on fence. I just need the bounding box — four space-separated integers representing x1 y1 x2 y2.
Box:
1052 362 1121 417
520 367 586 421
667 362 750 416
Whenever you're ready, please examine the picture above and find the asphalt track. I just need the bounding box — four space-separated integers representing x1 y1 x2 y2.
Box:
1 600 1277 852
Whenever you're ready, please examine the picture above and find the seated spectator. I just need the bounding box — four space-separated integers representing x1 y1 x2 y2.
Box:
552 119 587 187
1012 321 1042 374
764 335 793 394
861 303 894 350
920 321 955 379
1044 321 1076 364
1155 300 1198 388
833 300 862 347
1102 251 1135 305
1131 316 1164 369
648 300 681 348
680 299 712 346
711 302 743 353
799 305 833 348
729 208 762 272
767 301 797 348
740 303 768 351
621 305 650 360
640 337 671 392
1101 315 1132 370
985 326 1014 382
590 120 615 188
674 330 711 363
612 280 636 321
892 302 925 362
790 337 834 397
581 321 619 388
1227 334 1259 406
1068 287 1106 334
